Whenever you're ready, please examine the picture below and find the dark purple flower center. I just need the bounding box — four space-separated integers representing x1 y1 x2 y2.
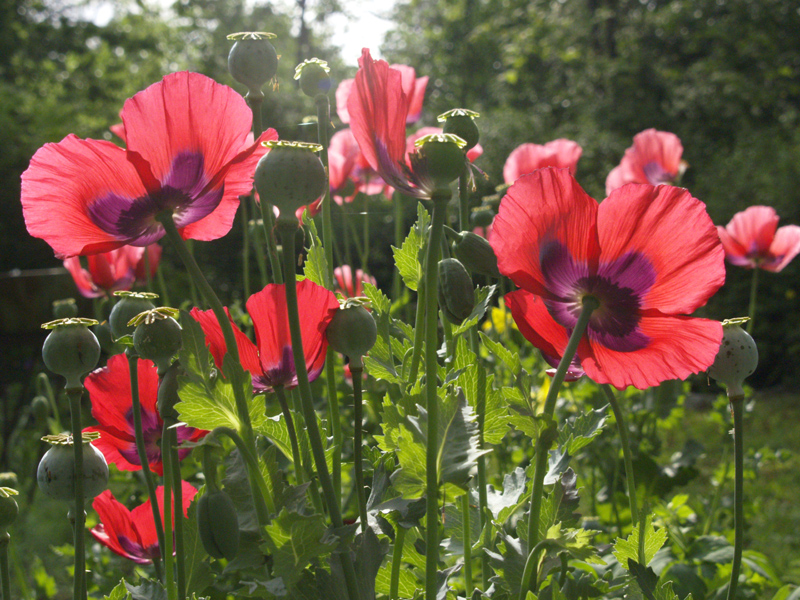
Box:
252 345 296 393
120 406 162 466
118 534 160 562
540 241 656 352
88 151 223 245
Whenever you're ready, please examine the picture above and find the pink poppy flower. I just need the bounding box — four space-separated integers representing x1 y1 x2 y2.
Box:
334 265 377 298
605 129 685 195
21 71 277 258
83 354 206 476
191 279 339 393
335 63 427 125
503 139 583 185
491 168 725 390
717 206 800 272
91 481 197 564
64 247 141 298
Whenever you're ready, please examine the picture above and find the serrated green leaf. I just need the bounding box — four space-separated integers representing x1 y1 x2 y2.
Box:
613 514 669 569
362 281 391 315
539 469 581 537
178 309 213 380
451 284 497 336
392 203 429 291
125 579 167 600
302 218 330 288
557 405 608 454
254 414 296 462
263 510 336 588
364 354 402 384
479 331 521 375
485 531 528 598
487 467 528 522
104 581 131 600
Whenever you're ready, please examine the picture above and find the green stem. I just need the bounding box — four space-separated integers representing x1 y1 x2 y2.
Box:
67 387 86 600
156 260 171 307
520 297 598 600
0 537 10 600
247 91 264 138
407 279 426 385
126 352 166 576
392 193 404 306
251 211 269 289
424 195 449 600
471 329 491 587
258 196 283 285
601 385 640 536
461 493 473 595
703 445 730 536
389 526 407 600
727 395 745 600
351 364 369 531
746 268 758 334
520 539 563 593
325 356 342 501
213 427 275 518
361 198 370 273
277 224 361 600
274 386 306 484
156 214 272 529
143 247 153 293
242 194 251 300
161 423 177 600
458 171 470 231
168 426 186 600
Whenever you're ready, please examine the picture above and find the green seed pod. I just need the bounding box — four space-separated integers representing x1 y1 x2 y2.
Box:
439 108 480 151
416 134 468 194
707 318 758 398
227 32 279 95
93 321 125 356
438 258 475 325
294 58 331 97
326 302 378 361
0 474 17 489
37 434 109 502
31 395 50 422
452 231 501 279
0 488 19 530
470 207 495 228
132 309 182 374
197 489 240 560
52 298 79 319
255 141 326 224
109 292 157 340
41 319 101 389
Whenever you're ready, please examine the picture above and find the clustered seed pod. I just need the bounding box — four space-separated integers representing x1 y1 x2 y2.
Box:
326 300 378 362
131 308 182 374
708 318 758 398
41 318 101 389
439 108 480 151
37 434 109 502
295 58 331 98
197 489 240 560
255 141 327 224
109 291 158 340
438 258 476 324
227 32 279 95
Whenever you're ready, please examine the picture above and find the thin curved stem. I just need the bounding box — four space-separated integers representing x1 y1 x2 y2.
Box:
66 387 86 600
274 386 305 484
520 296 598 600
351 364 369 531
727 395 745 600
0 537 10 600
161 422 176 600
746 268 758 334
602 385 640 536
212 427 275 520
389 526 407 600
126 352 166 575
407 278 426 385
520 539 563 594
461 493 473 595
168 426 186 600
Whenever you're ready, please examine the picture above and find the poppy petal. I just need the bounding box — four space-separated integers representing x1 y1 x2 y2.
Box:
64 258 103 298
91 490 150 564
189 307 262 377
21 135 148 258
503 139 583 185
490 168 600 295
766 224 800 272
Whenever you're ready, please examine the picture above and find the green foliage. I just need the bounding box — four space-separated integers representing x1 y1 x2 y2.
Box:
614 514 670 570
392 203 431 292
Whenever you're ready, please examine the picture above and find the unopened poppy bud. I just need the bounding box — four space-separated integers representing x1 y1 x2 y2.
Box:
37 433 109 502
438 258 475 324
197 489 240 560
708 318 758 398
439 109 480 151
109 292 158 340
157 360 183 421
470 207 495 228
227 32 279 95
326 300 377 361
31 395 50 422
0 488 19 530
52 298 78 319
131 308 182 374
255 141 326 226
294 58 331 97
41 318 101 389
416 134 468 195
446 229 501 278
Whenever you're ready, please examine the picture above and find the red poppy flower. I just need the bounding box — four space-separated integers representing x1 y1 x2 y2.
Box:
83 354 206 476
133 244 162 286
336 63 427 125
64 247 140 298
717 206 800 273
491 168 725 390
21 71 277 259
605 129 685 194
91 481 197 564
191 279 339 393
334 265 377 298
503 139 583 185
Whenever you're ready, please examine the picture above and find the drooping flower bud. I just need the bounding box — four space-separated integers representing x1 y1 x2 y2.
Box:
227 32 279 95
37 433 109 502
445 228 501 278
108 291 158 341
130 308 182 375
197 489 240 560
255 141 326 227
41 318 101 389
438 258 476 324
707 318 758 398
31 395 50 422
326 299 378 362
294 58 332 97
439 109 480 151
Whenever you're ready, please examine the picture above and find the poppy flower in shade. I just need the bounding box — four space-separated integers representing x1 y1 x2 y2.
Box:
717 206 800 272
91 481 198 564
191 279 340 393
328 129 387 203
503 139 583 185
336 63 427 125
490 168 725 390
605 128 686 195
334 265 378 298
133 244 162 286
21 71 277 259
64 247 141 298
83 354 206 476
